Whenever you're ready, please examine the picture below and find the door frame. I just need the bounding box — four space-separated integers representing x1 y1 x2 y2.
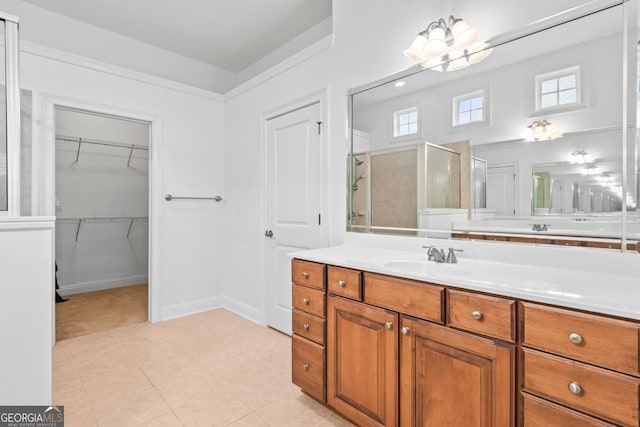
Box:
260 89 328 326
39 93 163 341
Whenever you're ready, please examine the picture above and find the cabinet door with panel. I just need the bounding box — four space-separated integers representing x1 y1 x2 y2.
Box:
327 296 398 427
400 316 515 427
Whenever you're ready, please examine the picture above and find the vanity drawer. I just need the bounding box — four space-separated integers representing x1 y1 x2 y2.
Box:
293 284 326 318
292 259 326 290
523 348 640 426
292 334 325 403
327 266 362 301
447 289 516 342
521 302 639 376
522 393 616 427
364 273 444 324
293 309 325 345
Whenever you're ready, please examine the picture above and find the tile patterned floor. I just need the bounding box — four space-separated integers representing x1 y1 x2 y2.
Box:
53 308 355 427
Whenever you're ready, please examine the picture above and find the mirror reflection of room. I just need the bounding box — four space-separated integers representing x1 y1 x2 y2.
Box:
347 1 638 245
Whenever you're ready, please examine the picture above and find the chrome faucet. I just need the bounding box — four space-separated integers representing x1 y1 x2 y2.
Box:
423 245 446 263
531 224 548 232
446 248 464 264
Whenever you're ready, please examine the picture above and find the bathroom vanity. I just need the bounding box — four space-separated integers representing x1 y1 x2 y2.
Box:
290 245 640 426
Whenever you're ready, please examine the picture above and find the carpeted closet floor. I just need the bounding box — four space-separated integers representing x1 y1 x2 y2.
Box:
56 284 148 341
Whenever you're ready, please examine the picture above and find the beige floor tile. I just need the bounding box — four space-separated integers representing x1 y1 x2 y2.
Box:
256 389 332 427
140 411 184 427
92 387 169 426
80 367 152 406
63 408 97 427
155 370 220 410
316 413 357 427
173 389 251 427
226 412 270 427
53 382 91 416
141 353 205 387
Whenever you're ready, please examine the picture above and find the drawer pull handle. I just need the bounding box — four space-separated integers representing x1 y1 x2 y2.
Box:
302 298 310 305
471 310 483 320
302 271 310 278
568 382 582 395
338 280 346 287
385 322 393 330
569 333 583 345
303 323 310 331
302 363 309 371
401 326 410 335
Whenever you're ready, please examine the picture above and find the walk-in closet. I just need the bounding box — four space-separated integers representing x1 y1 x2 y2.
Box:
54 108 150 341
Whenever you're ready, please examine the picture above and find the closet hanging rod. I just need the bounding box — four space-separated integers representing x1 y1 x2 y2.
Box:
165 194 223 202
56 135 149 166
56 216 148 241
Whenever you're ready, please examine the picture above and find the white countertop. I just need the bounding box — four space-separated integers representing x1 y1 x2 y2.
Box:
290 245 640 321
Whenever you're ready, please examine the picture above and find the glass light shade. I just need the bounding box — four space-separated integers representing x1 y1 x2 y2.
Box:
421 57 445 72
423 38 447 58
523 120 562 141
404 35 428 62
451 20 478 50
467 42 493 64
446 56 471 71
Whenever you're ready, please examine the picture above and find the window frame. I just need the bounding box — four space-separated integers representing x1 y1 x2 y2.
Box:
452 90 487 128
391 106 420 142
534 65 582 113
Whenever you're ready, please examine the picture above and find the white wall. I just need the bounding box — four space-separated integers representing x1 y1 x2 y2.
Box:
54 110 150 294
20 45 225 320
0 219 54 405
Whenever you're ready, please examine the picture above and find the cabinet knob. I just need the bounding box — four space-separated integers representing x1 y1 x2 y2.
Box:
568 332 583 345
302 363 309 371
302 297 310 305
385 322 393 330
303 323 310 331
568 381 582 395
471 310 483 320
302 271 310 278
338 280 346 288
401 326 410 335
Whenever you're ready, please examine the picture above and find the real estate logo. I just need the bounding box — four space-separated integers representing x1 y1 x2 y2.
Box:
0 406 64 427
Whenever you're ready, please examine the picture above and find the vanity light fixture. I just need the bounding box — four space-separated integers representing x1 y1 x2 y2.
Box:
404 15 492 71
599 172 614 185
522 120 562 141
584 162 598 175
569 149 592 164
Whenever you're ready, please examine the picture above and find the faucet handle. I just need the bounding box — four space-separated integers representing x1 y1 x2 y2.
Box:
422 245 436 261
446 248 464 264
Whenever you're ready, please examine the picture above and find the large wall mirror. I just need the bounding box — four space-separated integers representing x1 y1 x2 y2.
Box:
347 0 639 250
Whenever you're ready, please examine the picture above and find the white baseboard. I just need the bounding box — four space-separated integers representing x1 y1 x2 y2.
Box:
160 296 224 321
158 294 263 325
59 275 148 296
219 295 264 325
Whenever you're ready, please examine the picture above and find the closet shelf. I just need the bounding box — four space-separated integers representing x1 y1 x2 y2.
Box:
56 135 149 167
56 216 148 241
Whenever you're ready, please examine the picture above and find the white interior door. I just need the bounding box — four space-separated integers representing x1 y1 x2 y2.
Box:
265 102 323 334
487 165 516 216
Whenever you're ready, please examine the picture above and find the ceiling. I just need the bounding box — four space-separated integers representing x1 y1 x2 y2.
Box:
20 0 332 73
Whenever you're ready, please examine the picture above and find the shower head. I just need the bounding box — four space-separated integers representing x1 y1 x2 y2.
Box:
354 156 364 166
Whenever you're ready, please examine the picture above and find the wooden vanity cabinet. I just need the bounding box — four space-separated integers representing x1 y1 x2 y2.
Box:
400 316 515 426
291 260 327 403
327 295 398 427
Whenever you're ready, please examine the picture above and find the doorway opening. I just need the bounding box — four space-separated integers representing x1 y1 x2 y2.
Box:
53 107 151 341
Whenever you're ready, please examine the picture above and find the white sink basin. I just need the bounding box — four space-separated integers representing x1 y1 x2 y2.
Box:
383 260 471 276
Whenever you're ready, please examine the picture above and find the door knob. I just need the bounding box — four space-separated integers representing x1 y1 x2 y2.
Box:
264 229 274 238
